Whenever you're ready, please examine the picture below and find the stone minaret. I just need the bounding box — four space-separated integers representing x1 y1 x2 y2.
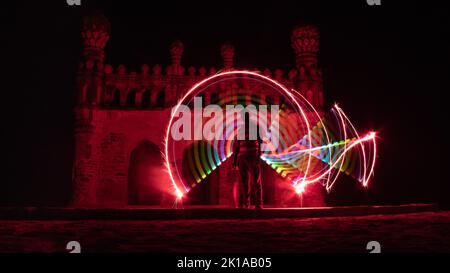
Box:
72 13 110 207
166 40 185 76
80 13 110 63
165 40 185 104
291 25 324 109
221 42 235 70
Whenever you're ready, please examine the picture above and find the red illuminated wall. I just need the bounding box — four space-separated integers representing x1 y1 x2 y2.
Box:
72 14 326 207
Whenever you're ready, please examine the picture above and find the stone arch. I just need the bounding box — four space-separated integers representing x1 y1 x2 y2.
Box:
141 89 151 108
128 140 164 205
210 92 219 104
126 89 137 107
111 89 121 107
105 85 116 105
156 90 165 107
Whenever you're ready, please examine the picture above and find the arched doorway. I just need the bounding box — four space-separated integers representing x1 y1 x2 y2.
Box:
126 89 137 107
141 89 151 108
128 141 163 205
156 90 165 108
111 89 121 107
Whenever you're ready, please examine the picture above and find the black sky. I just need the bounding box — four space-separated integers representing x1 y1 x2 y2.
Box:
2 0 449 206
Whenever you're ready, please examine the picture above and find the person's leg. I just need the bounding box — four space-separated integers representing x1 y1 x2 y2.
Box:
251 158 263 208
238 158 250 208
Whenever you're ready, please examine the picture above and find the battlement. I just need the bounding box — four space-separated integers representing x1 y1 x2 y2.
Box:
76 14 324 111
78 63 324 109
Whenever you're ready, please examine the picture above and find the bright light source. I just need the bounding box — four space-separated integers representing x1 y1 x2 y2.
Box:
175 189 183 199
295 183 306 194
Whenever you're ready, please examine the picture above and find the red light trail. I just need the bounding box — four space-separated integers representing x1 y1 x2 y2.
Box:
164 70 377 202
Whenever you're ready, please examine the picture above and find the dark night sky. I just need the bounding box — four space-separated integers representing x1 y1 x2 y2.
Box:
2 1 449 206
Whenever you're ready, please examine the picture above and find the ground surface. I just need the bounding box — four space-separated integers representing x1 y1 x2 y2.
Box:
0 211 449 253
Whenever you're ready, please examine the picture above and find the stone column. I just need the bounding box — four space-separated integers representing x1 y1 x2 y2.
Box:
71 108 101 206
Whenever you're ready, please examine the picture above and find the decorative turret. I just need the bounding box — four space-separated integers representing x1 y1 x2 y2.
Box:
221 42 235 69
170 40 184 65
166 40 185 75
291 24 324 108
291 24 319 69
76 13 111 107
81 12 110 63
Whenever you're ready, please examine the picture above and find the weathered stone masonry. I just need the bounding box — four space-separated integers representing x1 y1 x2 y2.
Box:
72 13 326 207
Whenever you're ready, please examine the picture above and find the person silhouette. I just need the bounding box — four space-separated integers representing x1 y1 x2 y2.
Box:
232 121 263 209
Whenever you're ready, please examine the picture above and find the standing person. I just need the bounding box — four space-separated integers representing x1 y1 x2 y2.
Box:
232 130 263 209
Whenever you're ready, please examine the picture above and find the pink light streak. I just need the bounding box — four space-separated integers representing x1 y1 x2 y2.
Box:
165 70 378 200
165 70 313 198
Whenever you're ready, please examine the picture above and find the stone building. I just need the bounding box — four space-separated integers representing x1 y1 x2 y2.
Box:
72 13 326 207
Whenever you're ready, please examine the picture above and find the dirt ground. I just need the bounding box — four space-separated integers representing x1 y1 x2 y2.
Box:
1 211 449 253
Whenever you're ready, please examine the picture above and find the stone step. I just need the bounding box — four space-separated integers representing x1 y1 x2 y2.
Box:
0 203 439 220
